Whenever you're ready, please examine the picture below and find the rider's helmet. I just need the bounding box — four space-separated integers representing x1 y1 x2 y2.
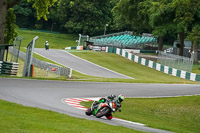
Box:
118 94 125 103
46 41 48 43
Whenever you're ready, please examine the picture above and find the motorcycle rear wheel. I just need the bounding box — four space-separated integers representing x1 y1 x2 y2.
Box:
96 107 110 118
85 108 92 116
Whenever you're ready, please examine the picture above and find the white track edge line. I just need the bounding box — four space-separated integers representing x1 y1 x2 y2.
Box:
62 97 145 127
34 51 89 76
62 50 134 79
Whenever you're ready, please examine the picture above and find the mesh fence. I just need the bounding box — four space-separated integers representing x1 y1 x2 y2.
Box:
158 51 194 72
9 47 71 78
31 57 71 78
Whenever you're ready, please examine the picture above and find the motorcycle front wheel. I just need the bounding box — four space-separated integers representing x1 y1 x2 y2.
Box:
96 107 110 118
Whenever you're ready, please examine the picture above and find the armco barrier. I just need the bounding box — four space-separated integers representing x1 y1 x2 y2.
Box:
107 46 200 82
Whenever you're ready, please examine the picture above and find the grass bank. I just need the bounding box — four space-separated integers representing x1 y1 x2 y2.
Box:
71 51 198 84
81 95 200 133
0 99 143 133
17 29 78 49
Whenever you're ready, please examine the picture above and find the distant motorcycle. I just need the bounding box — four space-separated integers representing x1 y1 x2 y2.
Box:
45 41 49 50
85 100 121 120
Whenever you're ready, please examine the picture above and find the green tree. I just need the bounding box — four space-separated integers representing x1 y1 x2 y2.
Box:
112 0 150 34
57 0 112 35
49 4 58 32
27 0 57 21
187 25 200 62
13 0 59 31
139 0 176 51
186 1 200 62
13 0 36 29
57 0 71 32
112 0 132 31
171 0 200 56
0 0 57 44
4 8 18 44
0 0 8 44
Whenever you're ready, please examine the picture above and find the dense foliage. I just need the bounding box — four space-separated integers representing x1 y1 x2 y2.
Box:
12 0 200 44
1 0 200 61
13 0 116 35
13 0 36 29
57 0 112 35
0 0 57 44
4 8 18 44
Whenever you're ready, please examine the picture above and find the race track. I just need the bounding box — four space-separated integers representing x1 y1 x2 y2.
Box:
0 78 200 132
34 48 132 79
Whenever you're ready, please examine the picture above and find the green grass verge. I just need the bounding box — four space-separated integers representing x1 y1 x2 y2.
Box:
0 99 143 133
17 29 78 49
71 51 199 84
81 95 200 133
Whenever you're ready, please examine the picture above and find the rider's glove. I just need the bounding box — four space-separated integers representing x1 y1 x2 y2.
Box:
110 95 116 99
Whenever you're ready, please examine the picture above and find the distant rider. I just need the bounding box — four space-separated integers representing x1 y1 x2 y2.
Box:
92 94 125 120
45 41 49 50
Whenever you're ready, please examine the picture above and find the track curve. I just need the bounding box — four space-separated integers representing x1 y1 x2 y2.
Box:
34 48 132 79
0 78 200 132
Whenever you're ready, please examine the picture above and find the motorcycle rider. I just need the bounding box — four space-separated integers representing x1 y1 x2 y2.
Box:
45 41 49 50
92 94 125 120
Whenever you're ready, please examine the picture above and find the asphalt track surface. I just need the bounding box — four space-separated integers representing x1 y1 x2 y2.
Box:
1 78 200 133
34 48 132 79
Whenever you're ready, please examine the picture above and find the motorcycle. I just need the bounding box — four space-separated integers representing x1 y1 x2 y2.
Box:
85 100 121 120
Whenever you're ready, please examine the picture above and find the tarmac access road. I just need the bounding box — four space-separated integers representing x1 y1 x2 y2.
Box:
1 78 200 133
34 48 133 79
